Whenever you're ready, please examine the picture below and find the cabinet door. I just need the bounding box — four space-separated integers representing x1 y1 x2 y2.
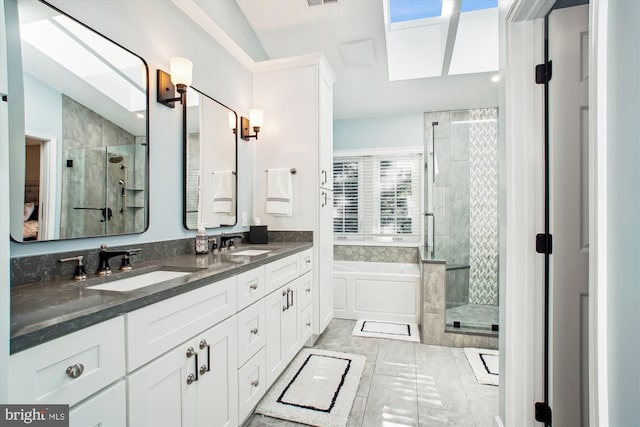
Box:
238 348 266 423
265 287 287 387
128 341 197 427
319 72 333 190
317 190 334 334
282 281 300 362
69 381 126 427
300 303 313 345
196 317 238 427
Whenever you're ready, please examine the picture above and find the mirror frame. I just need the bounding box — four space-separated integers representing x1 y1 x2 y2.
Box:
11 0 150 243
183 87 238 230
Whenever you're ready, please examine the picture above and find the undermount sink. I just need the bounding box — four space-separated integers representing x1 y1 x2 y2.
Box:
86 270 192 292
229 249 271 256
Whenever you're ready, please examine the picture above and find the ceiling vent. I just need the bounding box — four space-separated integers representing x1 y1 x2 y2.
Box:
307 0 337 6
339 39 376 68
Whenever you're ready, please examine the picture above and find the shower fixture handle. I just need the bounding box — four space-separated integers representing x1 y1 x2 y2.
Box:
58 255 88 281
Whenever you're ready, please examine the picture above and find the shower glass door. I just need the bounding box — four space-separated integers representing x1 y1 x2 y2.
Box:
424 108 500 333
61 144 145 238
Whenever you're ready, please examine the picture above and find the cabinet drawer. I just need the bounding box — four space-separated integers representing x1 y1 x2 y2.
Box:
265 253 300 294
70 380 126 427
126 277 237 371
238 348 266 424
237 266 265 311
300 248 313 274
298 271 313 309
8 317 125 407
237 300 266 367
300 303 313 344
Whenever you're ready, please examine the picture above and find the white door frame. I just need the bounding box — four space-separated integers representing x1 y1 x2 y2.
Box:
26 131 58 241
503 0 606 425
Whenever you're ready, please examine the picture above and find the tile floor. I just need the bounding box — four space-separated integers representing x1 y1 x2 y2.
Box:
243 319 499 427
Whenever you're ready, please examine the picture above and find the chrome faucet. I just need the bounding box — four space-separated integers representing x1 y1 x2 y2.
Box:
97 244 141 276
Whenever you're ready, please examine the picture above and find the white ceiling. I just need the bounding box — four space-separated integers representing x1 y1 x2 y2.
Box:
234 0 499 120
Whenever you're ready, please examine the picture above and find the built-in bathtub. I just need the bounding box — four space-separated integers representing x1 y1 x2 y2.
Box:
333 261 421 323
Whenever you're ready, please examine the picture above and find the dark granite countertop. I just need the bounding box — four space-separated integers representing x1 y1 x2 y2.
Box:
11 242 312 354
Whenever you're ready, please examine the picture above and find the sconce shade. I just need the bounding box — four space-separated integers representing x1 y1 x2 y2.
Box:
228 111 236 130
169 57 193 88
249 109 264 128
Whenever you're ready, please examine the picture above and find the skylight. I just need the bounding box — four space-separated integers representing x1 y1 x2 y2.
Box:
389 0 443 23
20 14 145 112
383 0 499 81
461 0 498 13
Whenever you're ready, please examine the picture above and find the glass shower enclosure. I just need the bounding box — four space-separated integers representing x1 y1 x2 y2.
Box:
61 143 146 238
424 108 499 334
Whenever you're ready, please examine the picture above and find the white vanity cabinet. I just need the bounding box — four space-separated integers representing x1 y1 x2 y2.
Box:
254 55 335 339
69 381 127 427
8 316 125 409
128 316 238 427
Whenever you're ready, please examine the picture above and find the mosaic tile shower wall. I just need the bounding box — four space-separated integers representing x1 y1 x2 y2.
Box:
468 108 499 305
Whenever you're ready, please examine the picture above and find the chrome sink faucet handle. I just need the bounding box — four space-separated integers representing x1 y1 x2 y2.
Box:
58 255 88 281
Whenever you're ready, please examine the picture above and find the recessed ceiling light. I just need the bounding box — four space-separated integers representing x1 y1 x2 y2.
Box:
491 74 500 83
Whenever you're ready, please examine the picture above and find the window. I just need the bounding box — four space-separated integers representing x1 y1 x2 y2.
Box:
333 151 422 243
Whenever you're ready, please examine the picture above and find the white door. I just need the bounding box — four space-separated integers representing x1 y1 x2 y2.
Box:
128 342 197 427
265 287 287 387
548 4 589 426
196 317 238 427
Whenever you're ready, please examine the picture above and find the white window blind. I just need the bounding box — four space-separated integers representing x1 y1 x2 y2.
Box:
333 152 422 243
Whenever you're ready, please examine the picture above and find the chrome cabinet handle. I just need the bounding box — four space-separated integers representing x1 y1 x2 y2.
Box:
250 327 259 334
200 364 208 375
186 347 196 358
250 283 258 290
186 373 196 385
66 363 84 379
306 288 311 294
199 339 211 374
251 379 259 387
306 322 311 327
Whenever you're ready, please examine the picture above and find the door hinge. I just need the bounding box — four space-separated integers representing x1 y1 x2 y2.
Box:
535 61 552 84
535 402 552 424
1 94 7 102
536 233 553 254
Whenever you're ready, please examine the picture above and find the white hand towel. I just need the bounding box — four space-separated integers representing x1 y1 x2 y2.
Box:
212 170 233 213
266 168 292 216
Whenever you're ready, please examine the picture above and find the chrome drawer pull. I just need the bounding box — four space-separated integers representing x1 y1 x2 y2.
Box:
187 373 196 385
251 379 259 387
200 364 208 375
306 322 311 327
250 328 259 335
250 283 258 290
65 363 84 379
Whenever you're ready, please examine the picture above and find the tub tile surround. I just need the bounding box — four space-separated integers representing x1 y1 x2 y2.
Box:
334 245 418 263
419 247 498 350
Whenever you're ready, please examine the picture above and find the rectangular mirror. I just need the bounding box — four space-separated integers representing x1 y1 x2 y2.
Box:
9 0 149 242
184 86 237 230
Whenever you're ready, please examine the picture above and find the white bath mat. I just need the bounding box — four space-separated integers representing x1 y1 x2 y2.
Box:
464 347 499 386
255 348 365 427
351 319 420 343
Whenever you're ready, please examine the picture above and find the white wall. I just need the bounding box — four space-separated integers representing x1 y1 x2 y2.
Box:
600 0 640 423
334 113 424 151
8 0 258 257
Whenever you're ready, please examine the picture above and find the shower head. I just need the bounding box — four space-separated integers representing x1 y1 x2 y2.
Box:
108 153 124 163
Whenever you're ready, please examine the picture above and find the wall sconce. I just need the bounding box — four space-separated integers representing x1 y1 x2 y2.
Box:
157 57 193 108
241 109 264 141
